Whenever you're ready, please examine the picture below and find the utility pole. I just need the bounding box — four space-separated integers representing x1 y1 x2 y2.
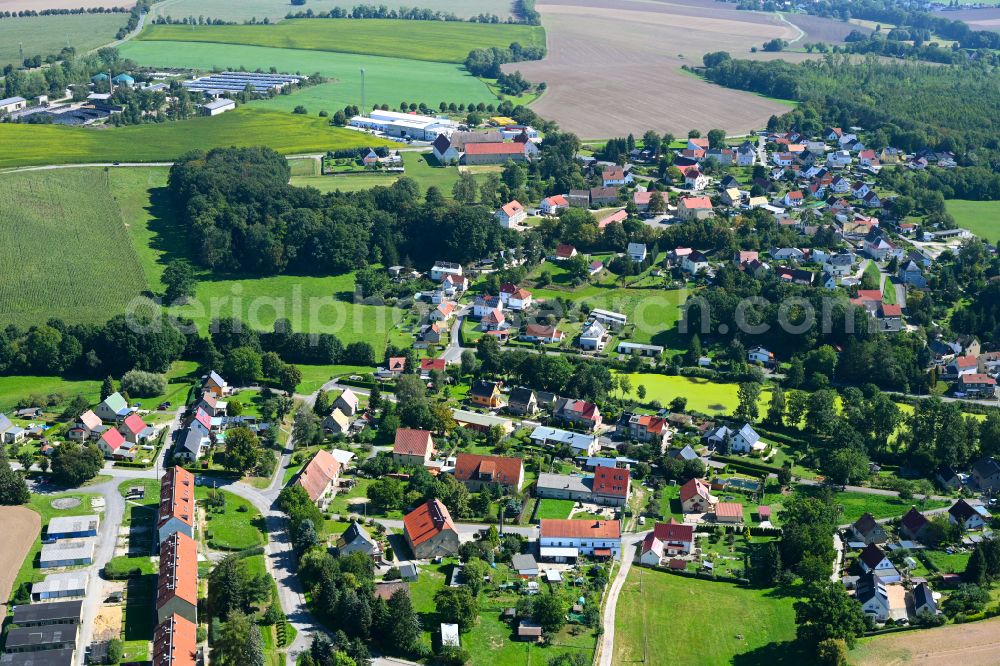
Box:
359 68 366 113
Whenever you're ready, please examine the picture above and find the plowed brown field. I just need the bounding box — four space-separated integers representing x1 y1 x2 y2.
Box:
506 0 800 137
0 505 41 616
852 616 1000 666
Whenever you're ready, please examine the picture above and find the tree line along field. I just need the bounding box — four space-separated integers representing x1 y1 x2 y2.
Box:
117 42 498 113
945 199 1000 243
0 168 148 327
0 108 390 168
136 19 545 63
148 0 515 24
0 13 129 68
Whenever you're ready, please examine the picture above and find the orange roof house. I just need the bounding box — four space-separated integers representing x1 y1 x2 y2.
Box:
453 453 524 492
679 477 715 514
393 428 435 467
297 449 342 506
403 499 459 558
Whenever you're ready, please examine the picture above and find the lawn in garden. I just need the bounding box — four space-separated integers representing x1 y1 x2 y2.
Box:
196 486 266 550
536 498 575 520
795 486 950 524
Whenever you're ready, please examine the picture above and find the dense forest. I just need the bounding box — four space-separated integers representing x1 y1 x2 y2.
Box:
168 147 517 274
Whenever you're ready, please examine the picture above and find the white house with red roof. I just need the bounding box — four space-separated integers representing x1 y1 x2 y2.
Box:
539 519 621 560
429 301 456 322
496 200 527 229
683 167 708 191
945 355 980 379
783 190 804 207
687 137 709 151
679 478 716 513
188 408 212 437
440 273 468 296
640 519 695 564
481 307 506 331
677 196 713 220
98 428 129 459
501 287 532 311
69 410 103 441
120 413 154 444
540 195 568 215
602 165 632 187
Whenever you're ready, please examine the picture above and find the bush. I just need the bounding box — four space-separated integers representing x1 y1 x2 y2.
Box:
104 558 144 579
106 639 123 665
120 370 167 398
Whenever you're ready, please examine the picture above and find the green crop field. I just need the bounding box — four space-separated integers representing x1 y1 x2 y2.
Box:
137 19 544 63
149 0 515 23
0 168 148 327
0 108 388 168
945 199 1000 242
0 13 129 68
614 568 804 665
117 41 498 114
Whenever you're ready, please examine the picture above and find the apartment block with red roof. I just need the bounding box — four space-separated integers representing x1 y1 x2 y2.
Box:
153 614 198 666
452 453 524 492
158 467 195 544
403 499 459 559
156 532 198 625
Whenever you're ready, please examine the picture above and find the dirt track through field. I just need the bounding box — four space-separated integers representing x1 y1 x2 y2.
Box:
506 0 800 137
0 505 41 616
853 617 1000 666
